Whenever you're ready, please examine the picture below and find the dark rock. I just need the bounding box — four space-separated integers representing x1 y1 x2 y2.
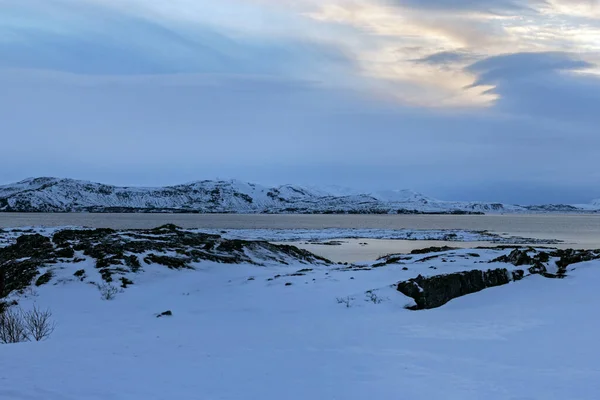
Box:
0 234 55 297
554 249 600 270
511 270 525 281
411 246 458 255
120 277 134 288
307 240 344 246
537 252 550 263
528 261 547 275
124 255 141 272
52 228 116 246
35 271 53 287
55 247 75 259
150 224 181 233
4 234 53 260
144 254 191 270
492 249 533 266
1 225 333 297
157 310 172 318
397 268 513 310
98 268 113 283
490 248 600 278
416 255 442 263
15 234 52 251
285 282 293 286
73 269 86 281
372 255 412 268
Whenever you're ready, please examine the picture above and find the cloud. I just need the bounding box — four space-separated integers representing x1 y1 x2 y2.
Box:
0 0 355 82
466 52 600 127
384 0 545 14
415 50 478 66
468 51 593 86
3 67 600 204
2 0 600 203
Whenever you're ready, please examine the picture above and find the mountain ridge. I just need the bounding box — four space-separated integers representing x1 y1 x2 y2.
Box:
0 177 596 214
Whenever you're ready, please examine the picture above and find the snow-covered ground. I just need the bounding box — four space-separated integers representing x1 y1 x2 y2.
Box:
2 243 600 399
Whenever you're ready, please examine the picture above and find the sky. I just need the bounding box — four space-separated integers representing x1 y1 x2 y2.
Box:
1 0 600 204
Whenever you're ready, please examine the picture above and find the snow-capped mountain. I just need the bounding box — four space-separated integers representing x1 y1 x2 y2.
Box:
0 177 595 214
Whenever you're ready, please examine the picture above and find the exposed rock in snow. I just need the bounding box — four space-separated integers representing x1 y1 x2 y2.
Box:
392 247 600 309
0 224 331 299
397 268 517 310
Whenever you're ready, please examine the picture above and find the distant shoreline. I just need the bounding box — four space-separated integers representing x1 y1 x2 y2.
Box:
1 213 599 250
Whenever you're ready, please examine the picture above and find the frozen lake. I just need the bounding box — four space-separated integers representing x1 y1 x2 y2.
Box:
2 213 600 261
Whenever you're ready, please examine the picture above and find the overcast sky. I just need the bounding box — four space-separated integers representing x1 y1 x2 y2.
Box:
1 0 600 204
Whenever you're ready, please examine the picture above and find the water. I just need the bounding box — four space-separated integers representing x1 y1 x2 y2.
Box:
1 213 600 243
2 213 600 262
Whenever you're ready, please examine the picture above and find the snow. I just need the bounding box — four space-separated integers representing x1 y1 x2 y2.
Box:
2 246 600 399
369 188 431 203
3 176 596 213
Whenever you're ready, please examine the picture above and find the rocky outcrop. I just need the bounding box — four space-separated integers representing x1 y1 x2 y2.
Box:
0 225 332 299
398 247 600 310
490 248 600 278
0 234 57 298
397 268 521 310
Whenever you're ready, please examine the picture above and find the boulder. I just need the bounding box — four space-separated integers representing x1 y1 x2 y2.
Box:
397 268 513 310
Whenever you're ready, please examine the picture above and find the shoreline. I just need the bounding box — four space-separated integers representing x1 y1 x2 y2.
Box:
3 213 599 263
1 223 586 264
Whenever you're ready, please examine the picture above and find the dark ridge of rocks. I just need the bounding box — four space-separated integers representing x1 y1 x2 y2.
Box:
397 268 520 310
410 246 458 255
52 228 116 246
554 249 600 269
400 247 600 310
0 225 332 299
306 240 344 246
415 254 443 263
120 277 134 288
0 234 56 297
373 247 461 268
143 254 191 270
35 271 54 287
396 209 485 215
490 248 600 277
156 310 172 318
491 248 535 266
372 255 412 268
7 234 54 260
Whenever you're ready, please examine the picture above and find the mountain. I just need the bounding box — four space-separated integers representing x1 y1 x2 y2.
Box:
0 177 595 214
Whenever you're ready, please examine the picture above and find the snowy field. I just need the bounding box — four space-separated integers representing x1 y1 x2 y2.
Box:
2 234 600 400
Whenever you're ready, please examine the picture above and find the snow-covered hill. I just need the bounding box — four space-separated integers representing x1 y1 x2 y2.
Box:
0 177 596 214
